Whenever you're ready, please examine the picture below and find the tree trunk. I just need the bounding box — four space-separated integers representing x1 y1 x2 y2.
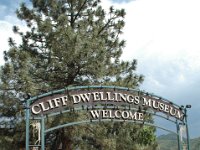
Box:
61 128 72 150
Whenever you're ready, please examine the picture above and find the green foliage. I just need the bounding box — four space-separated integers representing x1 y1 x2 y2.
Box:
0 0 156 149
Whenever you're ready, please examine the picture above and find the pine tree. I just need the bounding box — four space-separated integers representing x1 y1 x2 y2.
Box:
0 0 157 149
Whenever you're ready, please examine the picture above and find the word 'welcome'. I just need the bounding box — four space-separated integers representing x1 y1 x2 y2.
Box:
90 110 144 121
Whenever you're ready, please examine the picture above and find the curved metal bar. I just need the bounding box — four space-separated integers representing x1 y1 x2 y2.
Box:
44 119 178 135
27 86 182 108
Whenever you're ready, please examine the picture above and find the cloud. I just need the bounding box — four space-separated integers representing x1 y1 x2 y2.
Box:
0 5 7 16
0 0 21 19
103 0 200 138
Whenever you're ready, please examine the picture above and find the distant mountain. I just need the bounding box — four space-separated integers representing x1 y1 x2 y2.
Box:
191 137 200 150
157 133 178 150
157 133 200 150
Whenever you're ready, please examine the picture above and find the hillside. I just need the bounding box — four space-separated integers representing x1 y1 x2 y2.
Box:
157 133 200 150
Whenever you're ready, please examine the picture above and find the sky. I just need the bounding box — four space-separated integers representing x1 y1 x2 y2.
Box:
0 0 200 138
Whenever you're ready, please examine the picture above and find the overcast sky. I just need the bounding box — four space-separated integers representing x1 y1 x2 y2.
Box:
0 0 200 138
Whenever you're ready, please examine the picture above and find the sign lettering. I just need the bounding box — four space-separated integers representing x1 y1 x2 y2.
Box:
30 90 184 120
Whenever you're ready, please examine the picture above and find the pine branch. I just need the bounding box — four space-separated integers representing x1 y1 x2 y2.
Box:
98 15 117 35
73 0 88 22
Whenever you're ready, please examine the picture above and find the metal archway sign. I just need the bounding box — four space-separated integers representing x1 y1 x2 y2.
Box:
25 86 190 150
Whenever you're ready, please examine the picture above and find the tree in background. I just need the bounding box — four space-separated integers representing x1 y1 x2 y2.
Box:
0 0 157 149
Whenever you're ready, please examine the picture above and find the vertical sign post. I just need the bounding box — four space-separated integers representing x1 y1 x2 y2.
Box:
185 107 191 150
25 101 30 150
41 116 45 150
176 121 181 150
